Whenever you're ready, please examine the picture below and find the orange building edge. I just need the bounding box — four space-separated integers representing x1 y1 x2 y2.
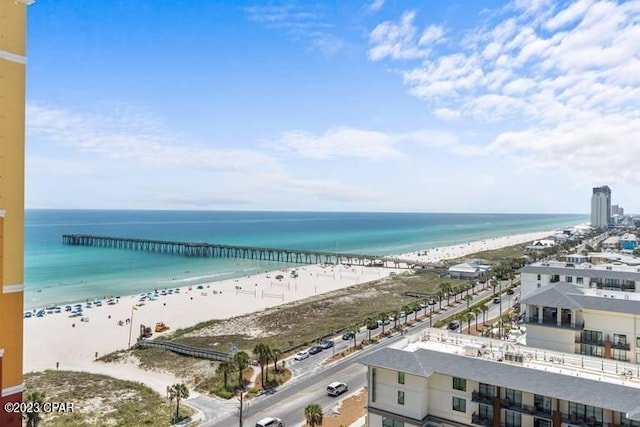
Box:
1 0 32 425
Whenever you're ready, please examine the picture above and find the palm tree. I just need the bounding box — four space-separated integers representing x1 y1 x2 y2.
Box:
412 302 421 320
463 312 475 334
169 383 189 423
253 343 271 386
391 309 400 330
216 361 235 390
464 294 473 309
378 311 388 334
401 305 411 324
480 303 489 326
472 306 482 331
233 351 250 390
365 316 377 341
24 390 46 427
439 282 452 306
436 290 445 310
270 348 283 376
304 403 324 427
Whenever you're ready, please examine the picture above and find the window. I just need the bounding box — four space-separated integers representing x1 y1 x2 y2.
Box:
534 418 551 427
398 371 405 384
453 377 466 391
636 353 640 364
479 383 494 399
580 344 603 358
568 402 603 427
614 334 628 346
581 330 603 345
613 349 628 361
576 277 584 284
382 418 404 427
637 337 640 348
621 414 640 427
537 274 541 280
505 410 522 427
479 403 493 421
452 397 466 413
505 389 522 408
566 276 573 283
397 390 405 405
534 394 552 414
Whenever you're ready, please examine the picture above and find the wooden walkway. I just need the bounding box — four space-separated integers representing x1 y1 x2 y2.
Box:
62 234 425 269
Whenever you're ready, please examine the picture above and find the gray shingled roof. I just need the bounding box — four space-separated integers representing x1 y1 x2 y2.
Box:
521 282 640 315
520 264 640 281
521 282 584 309
360 348 640 420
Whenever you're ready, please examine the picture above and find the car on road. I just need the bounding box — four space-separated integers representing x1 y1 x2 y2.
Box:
308 345 323 355
448 321 460 330
294 350 309 361
493 296 501 304
327 381 348 396
320 340 334 349
255 417 284 427
342 332 355 340
507 288 515 295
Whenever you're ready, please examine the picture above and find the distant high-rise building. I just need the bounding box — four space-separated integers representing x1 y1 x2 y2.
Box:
591 186 611 228
612 205 619 215
620 207 624 216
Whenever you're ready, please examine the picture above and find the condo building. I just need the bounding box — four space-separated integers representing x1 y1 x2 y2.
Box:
360 331 640 427
0 0 32 425
591 187 611 229
522 282 640 363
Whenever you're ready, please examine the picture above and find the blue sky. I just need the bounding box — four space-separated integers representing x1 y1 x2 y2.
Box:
25 0 640 213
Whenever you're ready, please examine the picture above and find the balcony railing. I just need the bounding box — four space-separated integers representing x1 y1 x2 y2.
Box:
502 398 522 410
612 341 631 351
562 414 603 427
472 412 493 427
523 318 584 330
472 391 494 405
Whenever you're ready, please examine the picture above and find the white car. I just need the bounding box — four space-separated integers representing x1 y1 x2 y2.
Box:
327 381 348 396
255 417 284 427
294 350 309 361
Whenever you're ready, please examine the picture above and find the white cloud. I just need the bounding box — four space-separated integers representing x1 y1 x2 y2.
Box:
433 108 461 120
368 0 640 184
26 103 282 173
367 0 385 13
369 11 445 60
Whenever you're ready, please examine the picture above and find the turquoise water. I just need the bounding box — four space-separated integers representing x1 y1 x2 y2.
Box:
24 210 587 309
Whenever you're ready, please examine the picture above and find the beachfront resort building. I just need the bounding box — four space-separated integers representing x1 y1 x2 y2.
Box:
360 331 640 427
521 282 640 363
448 259 492 280
520 260 640 299
591 186 612 229
0 0 32 425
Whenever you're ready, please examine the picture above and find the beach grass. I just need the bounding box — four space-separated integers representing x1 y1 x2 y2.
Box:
24 370 194 426
128 270 468 382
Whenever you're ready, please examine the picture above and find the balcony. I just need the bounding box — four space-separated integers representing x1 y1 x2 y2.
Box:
472 412 493 427
524 317 584 330
502 398 522 410
576 336 604 346
562 414 603 427
611 341 631 351
472 391 494 405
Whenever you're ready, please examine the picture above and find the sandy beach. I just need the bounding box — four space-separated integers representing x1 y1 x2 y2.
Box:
23 229 554 393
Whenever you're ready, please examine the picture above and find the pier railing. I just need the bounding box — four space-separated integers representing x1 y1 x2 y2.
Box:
136 339 233 362
62 234 427 269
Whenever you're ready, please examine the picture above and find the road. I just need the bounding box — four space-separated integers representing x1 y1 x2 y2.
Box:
189 281 517 427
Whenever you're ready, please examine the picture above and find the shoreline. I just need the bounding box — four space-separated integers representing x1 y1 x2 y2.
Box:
23 227 558 393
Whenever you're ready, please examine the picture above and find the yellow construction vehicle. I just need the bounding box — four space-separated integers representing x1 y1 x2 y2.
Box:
155 322 170 333
139 324 152 339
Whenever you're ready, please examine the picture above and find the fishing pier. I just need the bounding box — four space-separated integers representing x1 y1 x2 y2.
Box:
62 234 424 269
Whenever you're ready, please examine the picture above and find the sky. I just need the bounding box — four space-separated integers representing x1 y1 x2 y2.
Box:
25 0 640 214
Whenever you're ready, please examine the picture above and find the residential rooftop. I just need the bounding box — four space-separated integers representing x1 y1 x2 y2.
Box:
362 329 640 420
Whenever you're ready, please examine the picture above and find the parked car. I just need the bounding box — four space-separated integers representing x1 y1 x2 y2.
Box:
320 340 334 349
507 289 515 295
342 332 355 340
255 417 284 427
327 381 348 396
308 345 323 355
294 351 309 361
448 321 460 330
493 296 501 304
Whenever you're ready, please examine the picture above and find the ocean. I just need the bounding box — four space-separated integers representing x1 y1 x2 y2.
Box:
24 210 587 310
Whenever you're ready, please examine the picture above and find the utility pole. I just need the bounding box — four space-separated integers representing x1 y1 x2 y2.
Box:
238 392 244 427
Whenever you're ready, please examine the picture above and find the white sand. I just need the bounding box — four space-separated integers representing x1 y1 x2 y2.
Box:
23 229 554 394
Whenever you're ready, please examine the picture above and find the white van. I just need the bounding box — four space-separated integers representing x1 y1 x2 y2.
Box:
327 381 348 396
255 417 284 427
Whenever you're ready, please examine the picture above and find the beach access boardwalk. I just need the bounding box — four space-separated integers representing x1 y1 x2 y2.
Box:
136 339 232 362
62 234 428 269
